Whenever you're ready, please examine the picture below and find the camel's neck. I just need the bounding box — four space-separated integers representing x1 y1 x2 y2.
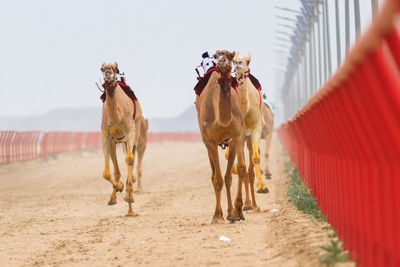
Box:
105 83 120 124
237 78 250 114
217 73 232 126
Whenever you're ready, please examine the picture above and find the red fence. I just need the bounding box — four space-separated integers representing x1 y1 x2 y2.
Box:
0 131 42 164
0 131 201 165
278 1 400 266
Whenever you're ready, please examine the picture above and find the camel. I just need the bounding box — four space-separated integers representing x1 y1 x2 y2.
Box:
134 116 148 192
196 50 247 224
226 52 269 212
260 102 274 180
100 62 143 215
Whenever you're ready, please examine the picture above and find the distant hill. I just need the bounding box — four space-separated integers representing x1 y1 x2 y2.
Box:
0 106 199 132
0 107 102 131
148 105 198 132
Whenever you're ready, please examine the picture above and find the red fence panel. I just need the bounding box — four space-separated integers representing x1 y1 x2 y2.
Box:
0 132 4 164
278 0 400 265
0 131 43 164
85 132 101 149
0 131 200 165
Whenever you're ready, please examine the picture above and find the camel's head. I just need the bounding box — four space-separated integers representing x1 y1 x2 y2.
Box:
214 50 235 75
233 52 251 77
101 62 118 84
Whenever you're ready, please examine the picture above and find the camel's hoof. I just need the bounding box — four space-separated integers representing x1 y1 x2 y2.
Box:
211 217 225 224
265 173 272 180
243 205 252 211
115 182 124 193
239 215 245 220
227 216 239 223
124 198 134 203
126 212 136 217
257 187 270 194
252 206 260 212
108 201 116 206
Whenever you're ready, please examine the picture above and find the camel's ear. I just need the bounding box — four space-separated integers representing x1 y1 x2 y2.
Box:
244 53 252 66
229 51 235 61
213 51 218 59
101 63 106 72
114 62 118 70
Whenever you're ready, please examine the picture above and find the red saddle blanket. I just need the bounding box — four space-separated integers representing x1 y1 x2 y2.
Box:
100 81 138 103
100 80 138 119
232 73 262 91
194 69 261 96
194 67 238 96
249 73 262 91
194 67 217 96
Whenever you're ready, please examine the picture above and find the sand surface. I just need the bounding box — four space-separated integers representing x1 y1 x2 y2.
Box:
0 134 354 266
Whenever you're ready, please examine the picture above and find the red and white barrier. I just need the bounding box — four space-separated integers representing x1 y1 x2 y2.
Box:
0 131 201 165
0 131 42 164
39 131 103 157
278 0 400 266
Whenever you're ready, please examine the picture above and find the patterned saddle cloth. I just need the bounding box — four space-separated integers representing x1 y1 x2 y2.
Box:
100 78 138 119
100 79 137 103
194 67 217 96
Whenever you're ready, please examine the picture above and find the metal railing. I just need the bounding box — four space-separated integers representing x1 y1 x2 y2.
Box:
275 0 379 120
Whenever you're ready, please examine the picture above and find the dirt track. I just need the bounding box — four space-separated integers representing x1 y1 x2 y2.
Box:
0 135 354 266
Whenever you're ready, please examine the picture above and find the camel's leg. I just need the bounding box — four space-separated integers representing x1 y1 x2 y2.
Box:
224 146 238 174
243 137 259 211
251 133 269 193
242 137 252 210
233 137 246 220
108 142 122 205
207 148 222 219
207 149 223 220
136 140 146 192
131 120 141 184
208 151 216 189
224 144 236 222
206 144 224 224
263 126 273 180
252 128 269 194
102 136 124 205
124 139 136 215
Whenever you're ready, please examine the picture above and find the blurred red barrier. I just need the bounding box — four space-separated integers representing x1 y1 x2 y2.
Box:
278 0 400 266
0 131 201 165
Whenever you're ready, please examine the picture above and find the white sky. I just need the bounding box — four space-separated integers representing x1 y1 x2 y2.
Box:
0 0 378 122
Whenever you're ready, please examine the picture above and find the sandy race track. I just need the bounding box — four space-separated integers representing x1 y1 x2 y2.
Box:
0 135 353 266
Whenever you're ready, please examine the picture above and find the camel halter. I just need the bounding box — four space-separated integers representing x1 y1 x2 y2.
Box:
96 80 104 92
217 73 232 84
101 66 117 91
236 69 250 86
216 54 233 85
235 68 262 108
96 79 116 92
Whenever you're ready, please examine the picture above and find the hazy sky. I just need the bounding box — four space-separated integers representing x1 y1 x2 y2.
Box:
0 0 377 121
